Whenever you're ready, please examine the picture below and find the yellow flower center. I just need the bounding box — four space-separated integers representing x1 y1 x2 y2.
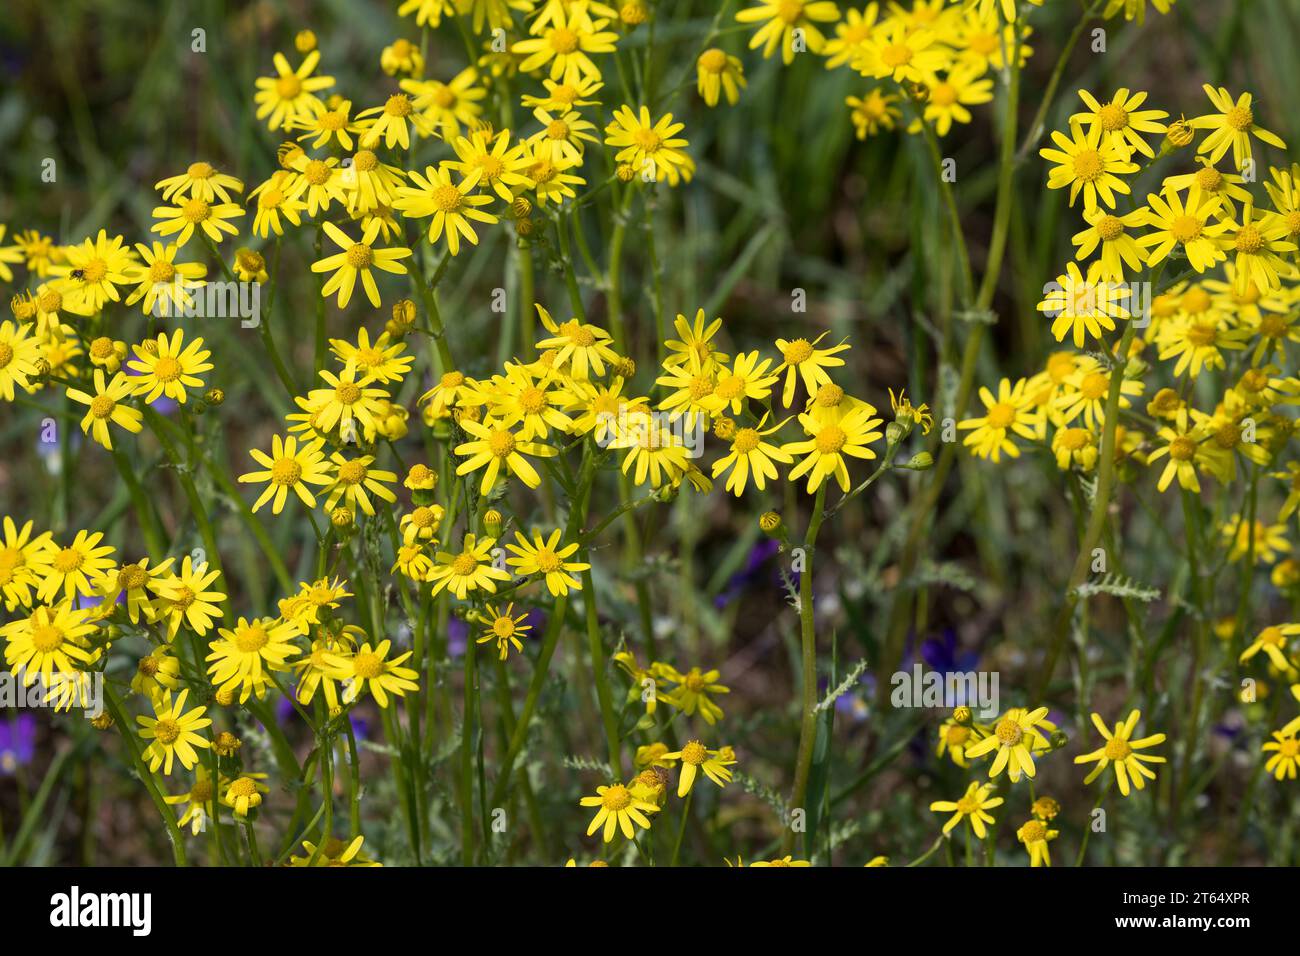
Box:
304 160 331 185
550 27 580 54
191 780 213 802
699 48 728 73
451 552 479 576
1020 819 1047 841
79 259 108 283
153 718 181 745
187 162 215 179
1096 215 1125 241
1234 225 1263 255
476 154 504 179
1214 422 1241 449
90 394 116 418
815 424 847 453
137 654 160 676
440 371 465 388
346 243 374 269
814 383 844 407
968 32 997 55
930 83 957 107
945 725 970 746
986 402 1016 429
228 777 258 798
533 549 561 573
338 460 367 484
1060 427 1090 451
632 128 662 152
319 109 346 130
1098 103 1128 131
271 457 303 486
150 259 177 283
782 338 814 364
118 564 148 589
1226 105 1253 131
732 428 761 454
601 785 632 810
1260 625 1285 646
432 184 464 212
1079 371 1108 400
38 289 62 312
1169 435 1196 461
1103 737 1132 760
1170 215 1203 243
1181 287 1211 313
880 43 914 68
181 199 211 223
546 119 570 140
681 740 708 765
488 429 516 458
519 387 546 413
384 93 413 117
31 624 63 652
956 795 979 814
1280 739 1300 758
353 651 383 679
335 382 361 405
1071 149 1104 182
995 717 1023 746
259 188 286 210
153 355 182 382
234 623 269 653
1185 320 1217 347
493 616 517 638
1195 166 1222 191
276 74 303 98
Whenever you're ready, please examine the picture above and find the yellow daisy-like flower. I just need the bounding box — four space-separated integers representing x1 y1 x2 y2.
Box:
293 98 363 150
1262 717 1300 781
1 601 98 683
1221 514 1289 564
131 643 181 697
708 350 780 416
736 0 840 65
401 65 487 138
512 7 618 85
662 740 735 797
325 639 419 708
445 129 536 202
127 328 212 405
136 689 211 775
964 706 1053 781
958 377 1038 462
1239 623 1300 672
123 241 208 317
148 556 227 640
428 534 511 599
1189 85 1287 171
1071 88 1169 158
1039 119 1139 209
696 48 746 107
476 603 533 660
534 305 621 379
774 333 849 408
604 106 694 186
928 782 1004 838
289 835 382 867
98 556 173 625
659 665 731 724
254 50 335 131
1138 183 1229 273
53 229 136 315
206 616 300 704
249 171 308 239
322 453 397 517
1215 202 1297 294
238 434 333 514
712 413 792 496
915 64 995 138
1016 818 1058 867
311 221 412 309
1071 206 1149 281
607 411 692 488
505 529 590 596
356 92 435 150
0 517 52 612
846 90 903 140
580 783 659 842
0 319 42 401
65 369 143 450
1074 709 1167 797
155 161 245 203
150 197 244 248
454 418 557 494
223 775 270 817
394 165 498 256
784 403 884 493
165 766 219 836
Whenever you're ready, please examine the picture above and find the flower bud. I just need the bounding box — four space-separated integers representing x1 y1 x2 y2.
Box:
204 388 225 407
900 451 934 471
295 30 317 53
483 508 503 537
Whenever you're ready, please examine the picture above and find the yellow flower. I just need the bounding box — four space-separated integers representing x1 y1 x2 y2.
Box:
1074 709 1167 796
1071 88 1168 158
958 377 1037 462
238 434 333 514
428 534 511 599
148 556 227 639
708 350 779 416
1220 514 1289 564
505 529 590 596
846 90 902 140
124 241 208 316
0 517 52 612
512 7 618 85
528 107 600 165
323 453 397 517
131 643 181 697
127 328 212 405
604 106 694 186
915 64 994 137
454 418 557 494
150 197 244 248
1262 717 1300 781
1215 202 1297 294
137 689 211 775
784 404 884 493
325 639 419 708
1139 182 1230 273
736 0 840 65
1072 206 1149 281
535 305 621 379
165 766 219 835
1039 119 1138 209
289 835 382 867
445 129 535 202
309 361 391 440
394 165 498 256
254 50 335 131
712 414 792 496
1239 624 1300 672
54 229 136 315
1016 818 1058 867
696 48 746 107
249 172 308 238
99 556 173 625
65 370 143 451
659 665 730 724
155 161 245 203
750 856 811 867
476 603 533 660
206 616 300 704
964 706 1053 781
223 775 270 817
401 66 487 137
292 98 363 150
580 783 659 842
662 740 735 797
929 782 1003 838
311 221 412 309
774 333 849 407
1 601 98 682
1189 85 1287 171
0 320 42 401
